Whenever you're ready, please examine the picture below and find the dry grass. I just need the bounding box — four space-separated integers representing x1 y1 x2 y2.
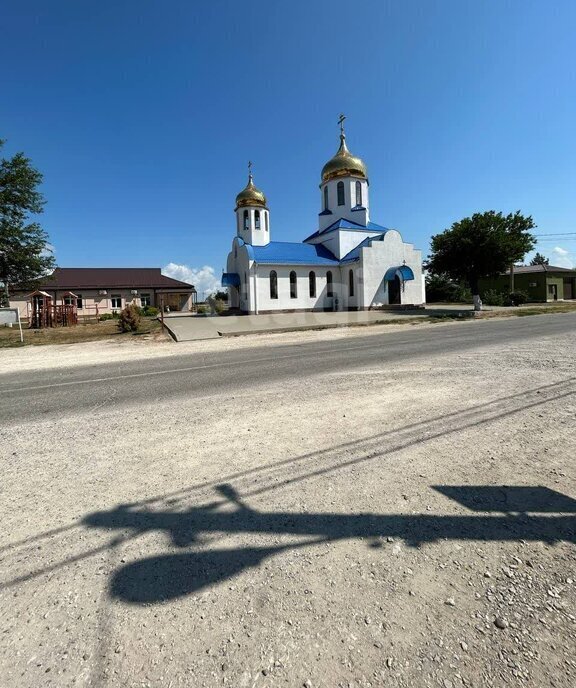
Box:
513 303 576 316
0 318 166 348
477 302 576 319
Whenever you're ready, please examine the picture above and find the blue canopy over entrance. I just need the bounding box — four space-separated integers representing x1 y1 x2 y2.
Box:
384 265 415 282
221 273 240 287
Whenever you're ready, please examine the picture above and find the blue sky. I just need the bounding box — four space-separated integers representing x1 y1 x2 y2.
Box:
2 0 575 292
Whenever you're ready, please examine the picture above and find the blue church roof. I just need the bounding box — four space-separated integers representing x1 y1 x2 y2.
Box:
244 241 339 265
303 218 391 242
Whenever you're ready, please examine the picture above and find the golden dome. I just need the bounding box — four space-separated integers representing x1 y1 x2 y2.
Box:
235 170 267 209
321 126 368 183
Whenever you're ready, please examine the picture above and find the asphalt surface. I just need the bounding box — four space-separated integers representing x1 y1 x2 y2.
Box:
1 313 574 426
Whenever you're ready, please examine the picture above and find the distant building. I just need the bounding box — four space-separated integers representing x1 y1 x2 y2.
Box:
480 264 576 302
222 117 425 314
10 267 196 317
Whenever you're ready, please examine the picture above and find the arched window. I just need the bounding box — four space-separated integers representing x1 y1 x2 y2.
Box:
337 181 345 206
255 210 261 229
243 209 249 230
270 270 278 299
323 185 329 211
265 212 269 231
309 271 316 298
290 271 297 299
355 181 362 206
326 270 334 297
349 269 354 297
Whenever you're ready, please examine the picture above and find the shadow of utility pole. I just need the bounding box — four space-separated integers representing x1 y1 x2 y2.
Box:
81 484 576 604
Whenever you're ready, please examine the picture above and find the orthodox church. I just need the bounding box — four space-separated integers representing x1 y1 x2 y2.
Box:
222 117 425 313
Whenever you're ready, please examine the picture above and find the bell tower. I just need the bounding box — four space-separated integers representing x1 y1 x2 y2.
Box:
235 162 270 247
319 115 370 231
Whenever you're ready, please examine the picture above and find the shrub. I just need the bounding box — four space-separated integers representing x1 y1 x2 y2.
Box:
196 304 209 314
213 298 226 314
453 285 472 303
143 305 159 317
425 273 472 303
481 289 506 306
506 290 529 306
117 304 141 332
100 311 120 321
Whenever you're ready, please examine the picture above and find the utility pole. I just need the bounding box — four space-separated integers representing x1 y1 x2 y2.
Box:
509 262 515 294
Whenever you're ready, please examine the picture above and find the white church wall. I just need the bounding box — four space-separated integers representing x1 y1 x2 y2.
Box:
343 266 359 310
254 265 343 312
226 240 254 312
336 229 381 260
359 230 424 307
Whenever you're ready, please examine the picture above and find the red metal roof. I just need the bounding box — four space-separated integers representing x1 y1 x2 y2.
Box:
504 265 575 275
39 268 196 291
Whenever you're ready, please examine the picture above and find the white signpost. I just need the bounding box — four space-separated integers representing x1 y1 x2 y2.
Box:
0 307 24 343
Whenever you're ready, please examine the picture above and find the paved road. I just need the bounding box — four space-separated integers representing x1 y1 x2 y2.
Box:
1 313 574 425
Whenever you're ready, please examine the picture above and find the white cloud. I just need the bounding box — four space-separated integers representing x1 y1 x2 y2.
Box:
162 263 221 296
551 246 574 268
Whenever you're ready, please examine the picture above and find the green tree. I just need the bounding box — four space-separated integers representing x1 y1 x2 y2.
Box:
426 211 536 311
426 272 459 303
530 252 549 266
212 290 229 302
0 139 55 306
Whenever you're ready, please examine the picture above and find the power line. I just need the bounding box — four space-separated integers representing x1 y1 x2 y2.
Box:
535 232 576 237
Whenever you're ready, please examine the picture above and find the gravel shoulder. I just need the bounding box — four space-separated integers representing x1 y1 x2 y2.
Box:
0 320 574 688
0 319 451 375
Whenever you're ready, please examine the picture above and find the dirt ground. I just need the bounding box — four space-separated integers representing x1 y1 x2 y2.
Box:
0 322 574 687
0 318 164 349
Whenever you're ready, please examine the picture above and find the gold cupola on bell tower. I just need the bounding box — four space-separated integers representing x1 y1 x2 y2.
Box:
234 161 270 246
